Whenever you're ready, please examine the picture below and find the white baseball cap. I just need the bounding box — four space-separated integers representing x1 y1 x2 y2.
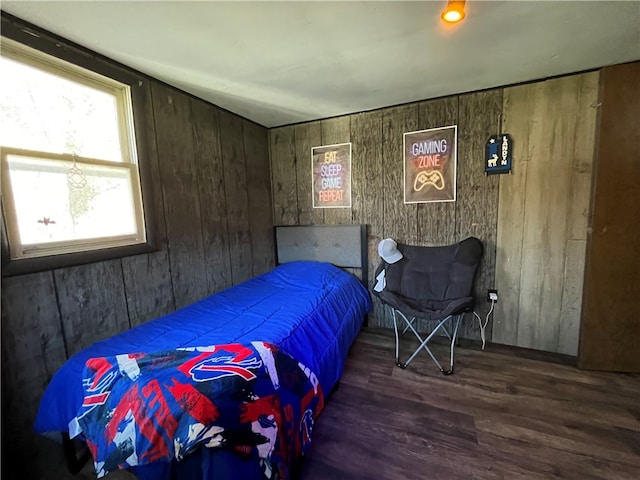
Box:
378 238 403 264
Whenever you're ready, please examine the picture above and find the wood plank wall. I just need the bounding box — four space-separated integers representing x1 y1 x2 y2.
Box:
270 90 503 339
493 72 599 356
270 72 602 354
1 74 274 476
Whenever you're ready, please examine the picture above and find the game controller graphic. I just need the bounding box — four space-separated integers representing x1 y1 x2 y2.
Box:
414 170 445 191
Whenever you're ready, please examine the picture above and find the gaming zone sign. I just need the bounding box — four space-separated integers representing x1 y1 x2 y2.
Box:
403 125 457 203
312 142 352 208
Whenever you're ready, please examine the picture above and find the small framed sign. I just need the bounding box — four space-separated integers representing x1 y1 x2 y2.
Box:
485 134 513 175
312 142 352 208
404 125 457 204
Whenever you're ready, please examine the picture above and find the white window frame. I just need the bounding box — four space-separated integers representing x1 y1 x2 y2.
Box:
1 37 147 261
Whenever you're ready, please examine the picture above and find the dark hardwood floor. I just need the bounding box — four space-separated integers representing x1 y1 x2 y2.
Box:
300 327 640 480
24 327 639 479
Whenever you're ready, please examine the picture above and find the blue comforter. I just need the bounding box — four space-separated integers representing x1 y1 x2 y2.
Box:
35 261 371 435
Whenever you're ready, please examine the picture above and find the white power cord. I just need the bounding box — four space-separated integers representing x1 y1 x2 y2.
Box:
473 299 495 350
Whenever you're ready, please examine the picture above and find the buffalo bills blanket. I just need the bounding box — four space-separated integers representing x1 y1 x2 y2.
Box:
71 342 324 479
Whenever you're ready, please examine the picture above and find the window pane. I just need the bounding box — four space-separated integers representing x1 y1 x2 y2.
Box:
0 55 124 162
6 154 139 247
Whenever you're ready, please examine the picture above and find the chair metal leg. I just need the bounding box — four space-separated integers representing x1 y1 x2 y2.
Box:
391 308 401 366
402 314 449 370
441 320 452 341
393 311 466 375
443 314 463 375
401 316 416 336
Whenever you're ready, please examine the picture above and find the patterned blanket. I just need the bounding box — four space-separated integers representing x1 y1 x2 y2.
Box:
72 342 324 479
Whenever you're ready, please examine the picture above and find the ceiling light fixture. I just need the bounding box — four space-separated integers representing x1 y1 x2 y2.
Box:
441 0 466 24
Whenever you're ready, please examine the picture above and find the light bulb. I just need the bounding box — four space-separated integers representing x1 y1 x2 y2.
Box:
441 1 466 24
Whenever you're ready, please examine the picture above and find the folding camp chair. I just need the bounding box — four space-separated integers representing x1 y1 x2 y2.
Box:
373 237 483 375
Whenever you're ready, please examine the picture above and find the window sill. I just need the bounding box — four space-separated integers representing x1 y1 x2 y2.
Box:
1 240 159 277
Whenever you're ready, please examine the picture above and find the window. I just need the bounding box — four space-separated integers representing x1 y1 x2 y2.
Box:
1 37 147 265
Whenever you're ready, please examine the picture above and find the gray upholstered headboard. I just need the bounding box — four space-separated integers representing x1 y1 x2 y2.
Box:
275 224 368 285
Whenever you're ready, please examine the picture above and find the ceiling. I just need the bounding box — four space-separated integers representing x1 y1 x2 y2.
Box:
2 1 639 128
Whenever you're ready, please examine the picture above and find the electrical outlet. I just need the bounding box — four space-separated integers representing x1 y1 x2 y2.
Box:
487 289 498 303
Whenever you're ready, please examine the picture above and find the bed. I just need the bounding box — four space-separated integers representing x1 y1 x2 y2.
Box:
33 224 371 480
